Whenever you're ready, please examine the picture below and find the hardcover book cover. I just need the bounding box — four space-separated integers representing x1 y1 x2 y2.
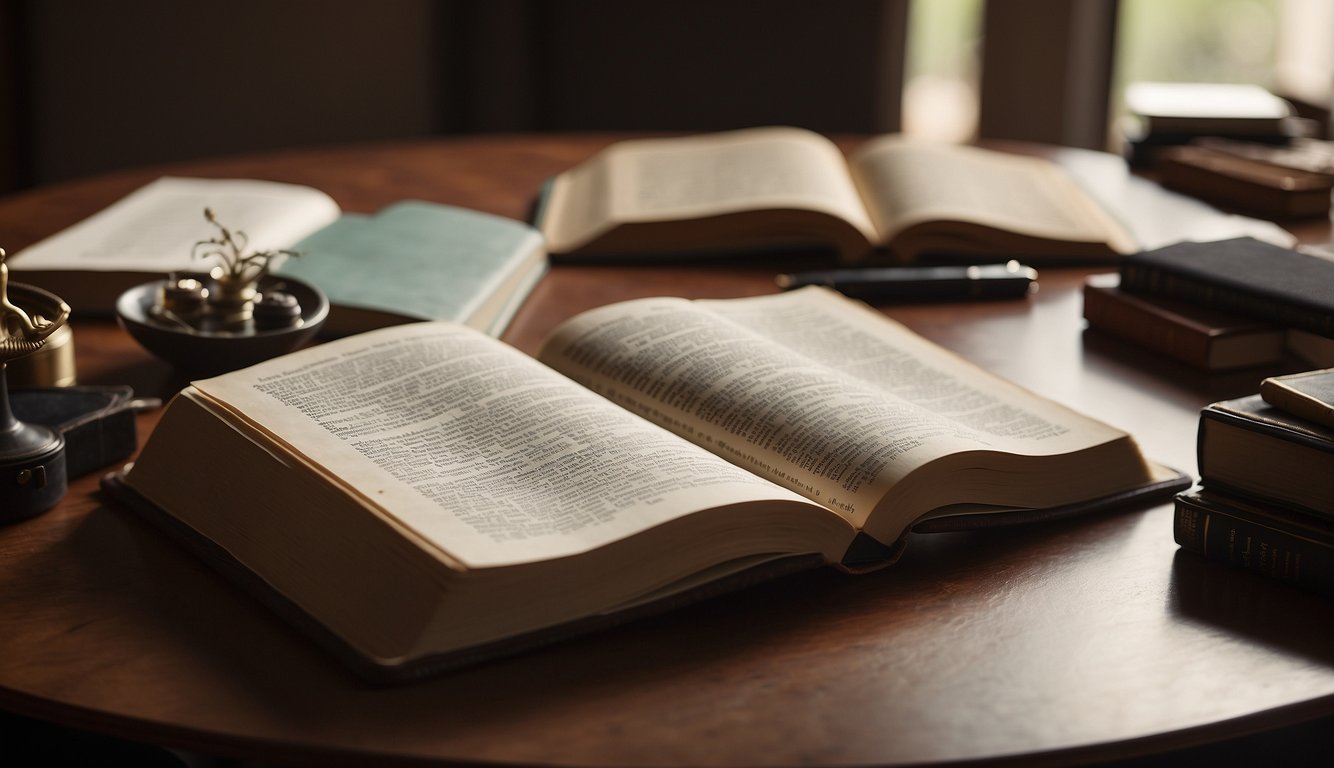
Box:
1082 273 1285 371
1198 394 1334 518
1119 237 1334 337
1175 488 1334 598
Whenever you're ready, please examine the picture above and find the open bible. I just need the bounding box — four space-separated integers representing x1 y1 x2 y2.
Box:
106 288 1186 680
536 126 1138 263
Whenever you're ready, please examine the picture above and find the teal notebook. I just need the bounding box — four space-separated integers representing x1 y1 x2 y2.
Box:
280 201 547 338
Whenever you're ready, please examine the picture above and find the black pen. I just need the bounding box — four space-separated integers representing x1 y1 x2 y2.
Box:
776 261 1038 302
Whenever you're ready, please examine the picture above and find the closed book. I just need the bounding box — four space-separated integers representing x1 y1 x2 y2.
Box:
1260 368 1334 429
1081 273 1284 371
1119 237 1334 337
1126 82 1293 138
1198 394 1334 517
1191 136 1334 179
1174 488 1334 598
1285 329 1334 368
1156 145 1334 220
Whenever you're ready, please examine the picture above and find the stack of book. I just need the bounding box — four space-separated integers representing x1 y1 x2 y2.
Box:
1083 237 1334 372
1119 83 1332 221
1091 236 1334 595
1174 369 1334 597
1120 82 1305 168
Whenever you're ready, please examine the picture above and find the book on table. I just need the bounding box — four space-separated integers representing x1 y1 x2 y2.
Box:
1197 394 1334 519
1155 144 1334 220
1118 237 1334 338
1174 487 1334 598
535 126 1138 264
104 286 1187 681
1124 82 1295 139
1261 368 1334 430
1081 273 1286 372
6 177 548 337
1286 330 1334 369
1119 82 1298 167
1177 387 1334 597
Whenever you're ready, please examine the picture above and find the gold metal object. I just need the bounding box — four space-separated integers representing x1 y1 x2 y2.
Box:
5 315 74 387
0 249 70 367
0 248 75 386
0 247 72 520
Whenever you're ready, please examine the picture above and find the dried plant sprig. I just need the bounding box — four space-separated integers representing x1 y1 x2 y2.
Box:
191 207 300 284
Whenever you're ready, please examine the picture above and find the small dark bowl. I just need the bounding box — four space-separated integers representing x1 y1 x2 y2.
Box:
116 275 328 378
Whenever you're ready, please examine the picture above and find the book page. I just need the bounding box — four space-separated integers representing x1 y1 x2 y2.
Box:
700 289 1128 451
9 177 341 273
848 137 1136 253
539 288 1135 527
542 126 880 253
190 323 819 569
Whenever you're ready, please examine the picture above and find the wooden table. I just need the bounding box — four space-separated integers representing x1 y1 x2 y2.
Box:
2 136 1333 766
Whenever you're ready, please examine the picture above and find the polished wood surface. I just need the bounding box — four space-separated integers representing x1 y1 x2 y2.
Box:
2 136 1334 766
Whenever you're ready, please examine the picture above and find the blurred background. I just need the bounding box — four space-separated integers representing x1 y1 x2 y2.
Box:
0 0 1328 193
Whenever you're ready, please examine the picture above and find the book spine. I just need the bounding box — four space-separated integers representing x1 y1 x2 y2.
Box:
1120 262 1334 337
1082 285 1209 368
1174 495 1334 597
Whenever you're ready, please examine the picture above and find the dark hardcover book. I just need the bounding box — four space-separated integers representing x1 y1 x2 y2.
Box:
1192 136 1334 178
1198 394 1334 518
1119 83 1300 168
1156 145 1334 220
1119 237 1334 337
1286 329 1334 368
1174 488 1334 598
1081 273 1285 371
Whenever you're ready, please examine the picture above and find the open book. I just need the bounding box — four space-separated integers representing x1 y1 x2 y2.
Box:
536 126 1139 264
8 177 547 336
106 288 1186 681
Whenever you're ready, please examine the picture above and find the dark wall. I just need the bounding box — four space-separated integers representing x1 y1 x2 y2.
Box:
10 0 443 186
524 1 904 132
0 0 907 193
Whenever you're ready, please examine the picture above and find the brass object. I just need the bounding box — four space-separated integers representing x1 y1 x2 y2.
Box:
5 283 75 387
0 247 72 521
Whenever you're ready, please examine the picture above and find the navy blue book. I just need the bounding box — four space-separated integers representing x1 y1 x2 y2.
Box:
1119 237 1334 337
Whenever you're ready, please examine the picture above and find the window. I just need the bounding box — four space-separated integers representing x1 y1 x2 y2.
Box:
1117 0 1279 92
902 0 983 142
